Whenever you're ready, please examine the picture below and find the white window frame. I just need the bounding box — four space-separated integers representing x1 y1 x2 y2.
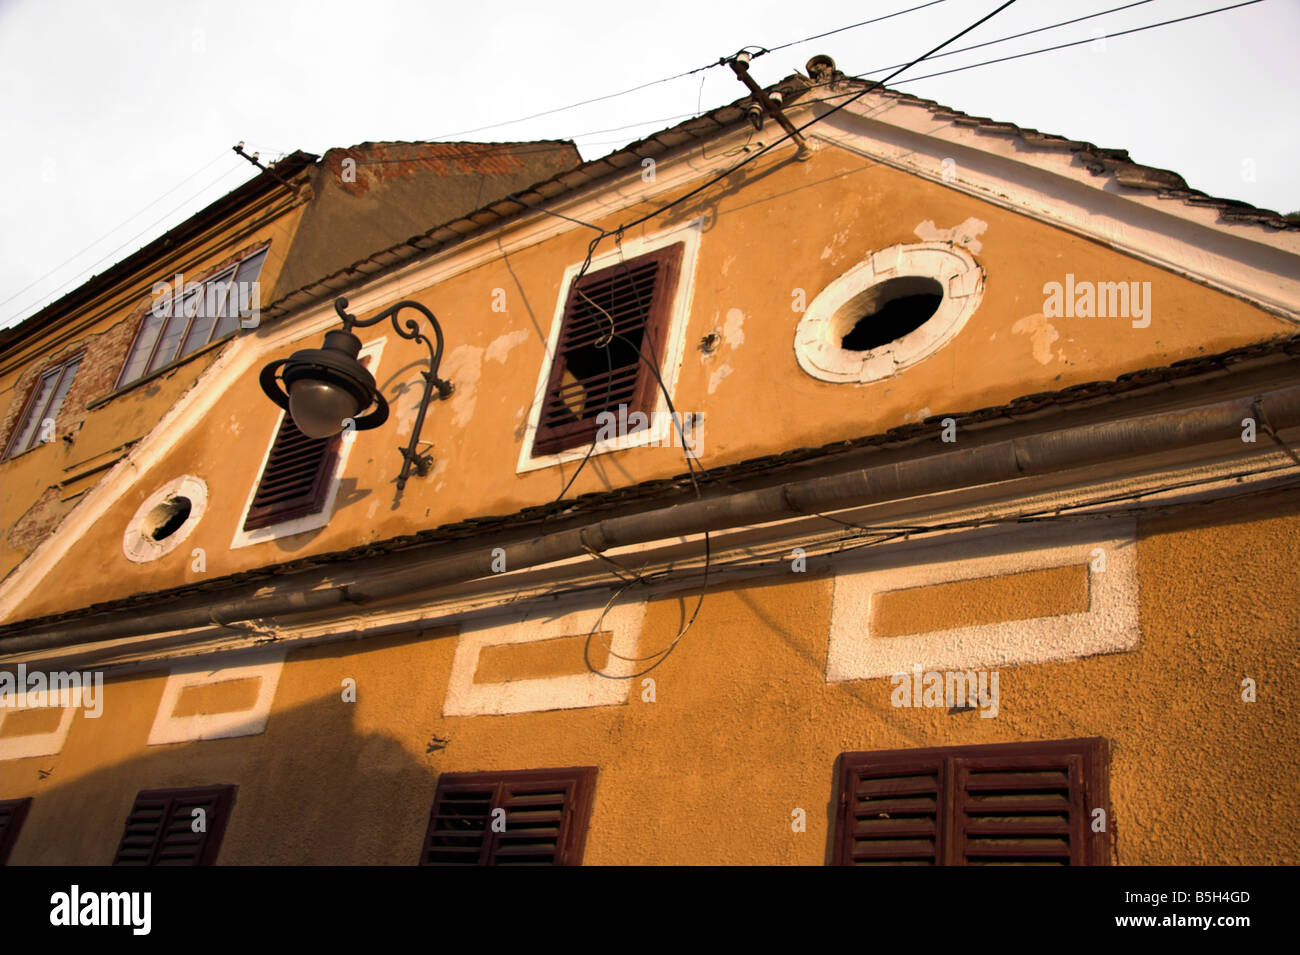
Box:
516 219 702 473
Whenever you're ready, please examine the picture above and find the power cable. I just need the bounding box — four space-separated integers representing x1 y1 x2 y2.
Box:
2 159 253 328
425 0 950 144
759 0 950 56
614 0 1022 235
0 151 234 313
857 0 1156 75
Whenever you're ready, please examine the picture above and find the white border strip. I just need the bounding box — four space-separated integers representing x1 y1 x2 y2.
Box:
443 600 645 717
826 519 1139 682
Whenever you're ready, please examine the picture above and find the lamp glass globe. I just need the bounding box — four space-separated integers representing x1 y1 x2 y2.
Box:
289 379 360 438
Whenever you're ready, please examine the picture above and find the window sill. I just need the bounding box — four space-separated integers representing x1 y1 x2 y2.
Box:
86 333 237 411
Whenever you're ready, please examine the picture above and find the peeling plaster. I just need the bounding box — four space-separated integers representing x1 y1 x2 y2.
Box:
1012 314 1061 365
722 308 746 348
903 407 932 423
397 344 483 436
708 364 733 395
485 328 530 364
914 217 988 254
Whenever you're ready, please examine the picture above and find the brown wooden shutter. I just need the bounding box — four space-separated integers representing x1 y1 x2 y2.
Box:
243 413 342 530
836 751 946 864
834 738 1109 866
0 798 32 865
113 785 236 866
532 244 683 457
420 767 597 866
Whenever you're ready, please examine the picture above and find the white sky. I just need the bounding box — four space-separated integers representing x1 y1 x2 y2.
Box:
1 0 1296 331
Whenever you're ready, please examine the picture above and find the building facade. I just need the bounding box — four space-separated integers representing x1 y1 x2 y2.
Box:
1 62 1298 865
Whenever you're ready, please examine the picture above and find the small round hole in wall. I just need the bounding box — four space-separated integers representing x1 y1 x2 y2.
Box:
839 276 944 352
794 243 984 385
147 497 192 541
124 476 207 562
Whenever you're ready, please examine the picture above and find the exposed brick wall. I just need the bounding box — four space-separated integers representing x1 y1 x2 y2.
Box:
5 485 77 553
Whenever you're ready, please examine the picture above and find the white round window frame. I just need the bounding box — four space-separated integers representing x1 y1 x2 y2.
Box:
123 475 208 563
794 242 984 384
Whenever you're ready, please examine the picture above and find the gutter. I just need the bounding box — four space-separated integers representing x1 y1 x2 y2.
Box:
3 383 1298 657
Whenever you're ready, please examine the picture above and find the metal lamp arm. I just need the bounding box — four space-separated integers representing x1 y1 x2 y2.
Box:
332 296 454 491
334 297 452 397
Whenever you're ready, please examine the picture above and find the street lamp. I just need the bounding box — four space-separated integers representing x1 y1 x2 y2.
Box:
259 296 453 490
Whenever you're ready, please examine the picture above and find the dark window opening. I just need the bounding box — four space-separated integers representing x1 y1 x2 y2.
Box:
533 245 682 457
148 497 192 540
840 276 944 352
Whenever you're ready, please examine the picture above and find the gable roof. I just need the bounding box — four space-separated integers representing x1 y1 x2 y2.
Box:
253 65 1299 329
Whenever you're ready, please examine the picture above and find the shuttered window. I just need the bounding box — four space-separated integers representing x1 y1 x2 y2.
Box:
0 798 32 865
113 785 236 866
243 413 342 530
420 767 597 866
3 355 81 459
833 738 1110 865
532 245 683 457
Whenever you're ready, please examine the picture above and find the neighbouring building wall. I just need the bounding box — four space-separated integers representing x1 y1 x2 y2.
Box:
4 486 1296 865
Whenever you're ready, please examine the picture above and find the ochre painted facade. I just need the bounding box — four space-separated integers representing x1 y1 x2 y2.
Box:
3 489 1297 865
6 144 1291 621
2 77 1298 866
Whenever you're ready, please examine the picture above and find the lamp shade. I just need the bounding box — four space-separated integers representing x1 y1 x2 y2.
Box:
259 328 389 436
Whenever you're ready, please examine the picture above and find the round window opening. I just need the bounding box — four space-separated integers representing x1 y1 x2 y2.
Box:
839 276 944 352
146 496 192 541
793 242 984 385
123 475 207 563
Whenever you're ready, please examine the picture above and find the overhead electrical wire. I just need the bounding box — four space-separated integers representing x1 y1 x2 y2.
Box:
846 0 1266 87
757 0 949 56
566 0 1024 677
2 158 254 328
0 151 238 320
426 0 950 143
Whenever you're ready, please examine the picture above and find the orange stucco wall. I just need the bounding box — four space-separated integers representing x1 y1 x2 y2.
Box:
4 488 1297 865
0 198 308 580
5 142 1291 621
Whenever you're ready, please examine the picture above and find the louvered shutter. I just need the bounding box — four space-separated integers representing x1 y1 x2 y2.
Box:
953 744 1089 864
0 798 32 865
834 738 1109 866
243 413 342 530
113 785 236 866
532 245 683 457
420 767 597 866
836 752 946 865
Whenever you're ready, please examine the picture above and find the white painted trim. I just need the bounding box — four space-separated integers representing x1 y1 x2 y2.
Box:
515 220 703 472
804 95 1300 319
795 242 984 383
228 337 385 549
443 599 646 716
825 520 1138 683
0 703 76 761
122 475 208 563
146 649 284 744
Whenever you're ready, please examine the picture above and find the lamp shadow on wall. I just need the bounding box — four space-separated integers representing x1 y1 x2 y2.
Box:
3 679 444 866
